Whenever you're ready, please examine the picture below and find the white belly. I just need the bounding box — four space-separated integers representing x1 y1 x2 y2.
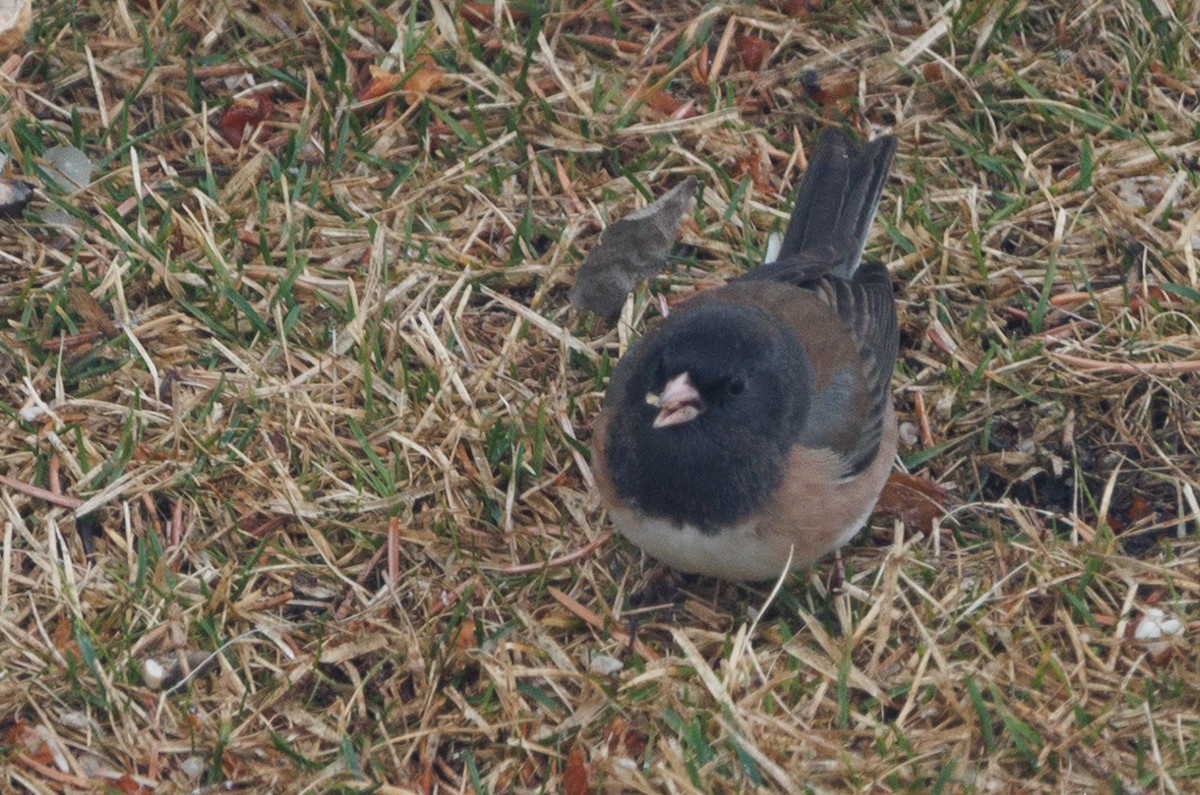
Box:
609 506 793 581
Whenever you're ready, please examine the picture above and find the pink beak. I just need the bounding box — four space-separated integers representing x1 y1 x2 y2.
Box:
651 373 704 428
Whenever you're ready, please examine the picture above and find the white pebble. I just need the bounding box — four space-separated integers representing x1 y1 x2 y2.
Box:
1133 607 1184 640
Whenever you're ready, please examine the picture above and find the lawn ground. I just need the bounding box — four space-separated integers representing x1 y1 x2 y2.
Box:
0 1 1198 792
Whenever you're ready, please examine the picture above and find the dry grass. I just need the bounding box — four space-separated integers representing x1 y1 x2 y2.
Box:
0 1 1198 792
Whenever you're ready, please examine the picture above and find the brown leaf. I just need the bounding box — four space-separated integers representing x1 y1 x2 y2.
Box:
1125 494 1154 522
637 87 685 117
357 65 403 102
460 2 492 29
811 77 856 107
736 35 771 72
873 471 947 537
733 153 772 194
569 176 697 318
562 744 590 795
460 2 527 29
218 92 274 146
67 286 119 338
401 56 446 103
52 616 80 658
605 717 629 754
604 716 648 759
783 0 820 14
7 721 53 766
3 720 30 748
452 618 477 655
111 775 152 795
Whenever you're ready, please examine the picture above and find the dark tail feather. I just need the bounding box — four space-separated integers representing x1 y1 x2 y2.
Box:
775 128 896 279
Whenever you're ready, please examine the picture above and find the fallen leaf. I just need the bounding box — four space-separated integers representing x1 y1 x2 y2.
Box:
218 93 273 146
637 86 685 117
569 176 697 318
605 716 649 759
736 35 771 71
873 471 947 537
1125 494 1154 523
67 286 119 338
605 717 629 754
734 153 772 194
461 2 527 28
401 56 446 103
358 64 402 102
6 721 53 766
562 745 590 795
812 76 856 108
783 0 819 14
452 618 477 655
460 1 492 28
111 775 152 795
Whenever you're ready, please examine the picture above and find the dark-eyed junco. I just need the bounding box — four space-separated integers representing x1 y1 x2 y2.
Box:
593 127 899 581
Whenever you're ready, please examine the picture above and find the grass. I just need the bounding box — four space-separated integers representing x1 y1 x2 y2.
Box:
0 0 1198 792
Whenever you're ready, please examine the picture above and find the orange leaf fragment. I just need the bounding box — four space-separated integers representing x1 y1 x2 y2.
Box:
7 721 54 766
873 471 947 537
358 65 403 102
605 717 629 754
400 56 446 103
605 716 648 759
1123 494 1155 525
461 2 493 28
783 0 820 14
460 2 527 28
111 775 152 795
452 618 477 655
562 745 590 795
811 77 856 107
218 92 273 146
734 153 773 194
638 87 684 117
736 35 771 72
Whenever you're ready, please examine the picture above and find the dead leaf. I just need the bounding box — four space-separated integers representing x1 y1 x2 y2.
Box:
111 775 153 795
401 56 446 103
734 153 772 194
562 744 590 795
358 65 402 102
5 721 53 766
460 2 493 29
452 618 477 655
783 0 819 14
461 2 527 28
736 35 771 71
873 471 947 537
218 92 273 146
67 286 119 338
636 87 686 117
569 176 697 318
812 76 856 108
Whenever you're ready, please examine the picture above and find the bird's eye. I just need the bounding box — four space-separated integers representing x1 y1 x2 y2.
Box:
727 376 746 396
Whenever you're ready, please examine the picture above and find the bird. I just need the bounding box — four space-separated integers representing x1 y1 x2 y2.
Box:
592 127 899 581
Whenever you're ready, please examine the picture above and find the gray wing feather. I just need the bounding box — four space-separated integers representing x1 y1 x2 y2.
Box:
801 263 898 476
